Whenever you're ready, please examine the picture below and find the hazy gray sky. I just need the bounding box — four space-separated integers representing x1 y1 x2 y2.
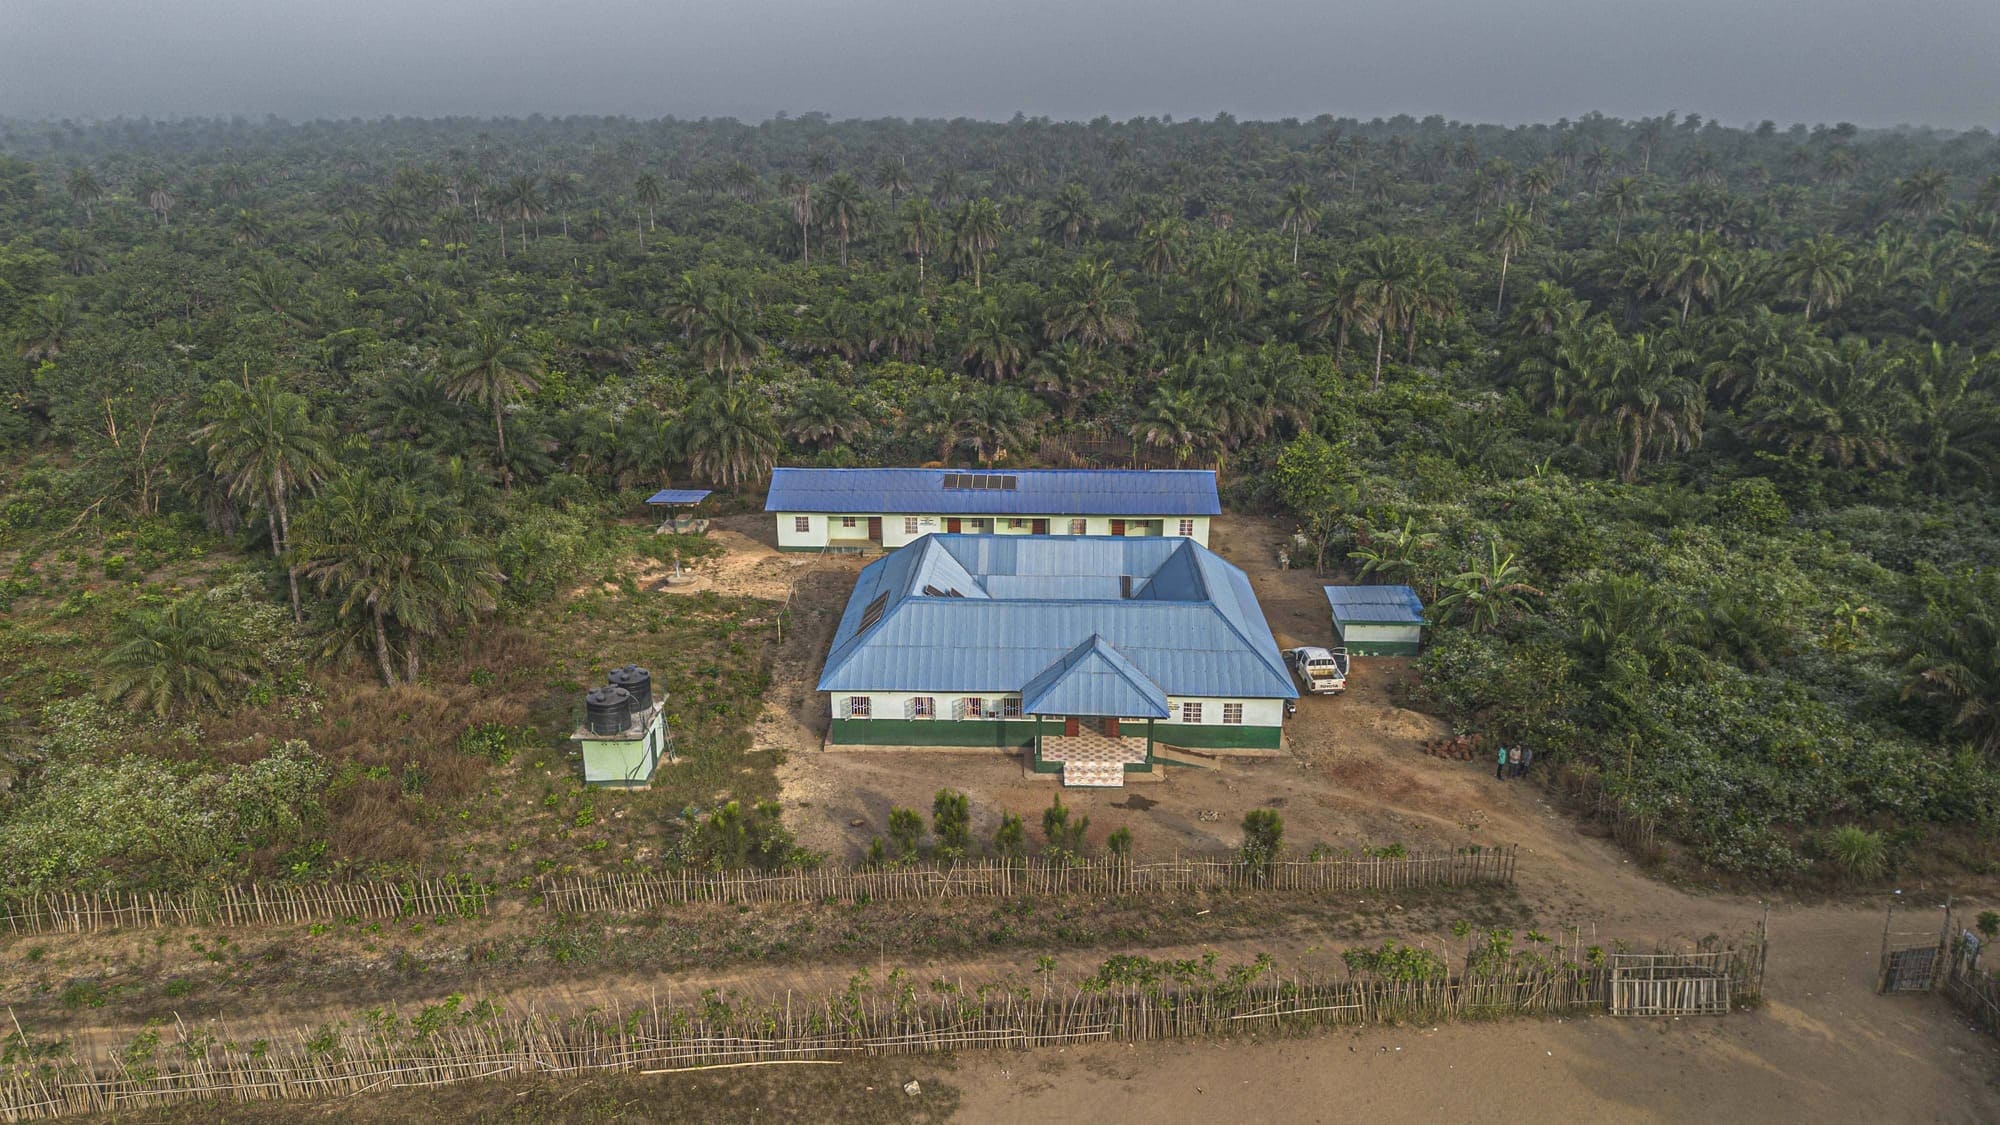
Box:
5 0 1998 128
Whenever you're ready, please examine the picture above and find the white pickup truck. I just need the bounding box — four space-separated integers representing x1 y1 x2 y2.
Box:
1286 646 1350 694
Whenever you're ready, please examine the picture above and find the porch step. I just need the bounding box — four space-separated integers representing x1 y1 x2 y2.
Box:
1062 760 1126 788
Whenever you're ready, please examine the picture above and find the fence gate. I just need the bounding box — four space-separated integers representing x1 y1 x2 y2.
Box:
1608 952 1733 1016
1879 942 1943 993
1876 905 1951 994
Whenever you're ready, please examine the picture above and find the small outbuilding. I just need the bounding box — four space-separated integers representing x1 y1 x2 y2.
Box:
572 665 673 788
646 488 713 534
1323 585 1424 655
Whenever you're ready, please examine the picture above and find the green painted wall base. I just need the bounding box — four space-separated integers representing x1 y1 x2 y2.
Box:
1336 640 1421 656
830 717 1040 747
1152 724 1284 750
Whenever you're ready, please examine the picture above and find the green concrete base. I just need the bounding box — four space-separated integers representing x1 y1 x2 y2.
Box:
1340 642 1421 656
830 717 1040 748
1152 724 1283 751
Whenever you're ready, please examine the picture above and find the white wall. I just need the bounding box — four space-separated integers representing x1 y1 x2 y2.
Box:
776 512 1210 548
1336 623 1422 645
1161 696 1286 728
831 691 1281 725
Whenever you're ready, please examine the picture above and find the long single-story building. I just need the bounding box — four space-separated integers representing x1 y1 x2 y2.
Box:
1324 584 1425 655
767 467 1220 551
818 533 1297 787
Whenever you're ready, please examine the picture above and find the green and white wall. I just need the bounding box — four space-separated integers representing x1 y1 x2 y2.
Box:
825 690 1281 749
777 513 1211 551
1331 621 1422 656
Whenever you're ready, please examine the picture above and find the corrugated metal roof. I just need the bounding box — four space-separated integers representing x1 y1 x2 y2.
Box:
819 535 1296 700
1324 585 1425 625
1020 636 1171 718
765 468 1221 516
646 489 714 505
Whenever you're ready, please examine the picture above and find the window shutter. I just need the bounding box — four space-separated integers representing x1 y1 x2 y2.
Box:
904 697 917 720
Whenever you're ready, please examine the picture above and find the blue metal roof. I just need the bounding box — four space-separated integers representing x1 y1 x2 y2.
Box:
819 535 1296 700
765 468 1221 516
1021 635 1171 718
646 489 714 505
1324 585 1425 625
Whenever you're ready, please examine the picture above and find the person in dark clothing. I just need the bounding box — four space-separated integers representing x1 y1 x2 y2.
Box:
1517 745 1535 777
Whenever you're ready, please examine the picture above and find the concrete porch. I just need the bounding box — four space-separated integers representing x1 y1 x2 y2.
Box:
1036 725 1149 788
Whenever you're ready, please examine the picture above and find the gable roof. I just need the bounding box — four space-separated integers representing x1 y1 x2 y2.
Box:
819 535 1295 702
1324 585 1425 625
1020 635 1171 718
766 468 1221 516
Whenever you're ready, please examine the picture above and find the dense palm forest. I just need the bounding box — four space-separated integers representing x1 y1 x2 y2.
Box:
2 110 1999 888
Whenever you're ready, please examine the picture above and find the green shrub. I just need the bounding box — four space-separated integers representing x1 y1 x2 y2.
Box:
1822 826 1888 882
1240 809 1285 872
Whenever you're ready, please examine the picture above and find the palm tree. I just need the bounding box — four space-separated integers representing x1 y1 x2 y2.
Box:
1665 232 1728 326
899 198 943 284
1137 217 1189 279
661 272 715 340
1599 177 1643 244
693 295 765 382
1899 343 1999 490
56 229 103 276
874 157 914 201
1278 184 1320 268
1510 281 1587 338
633 172 665 231
66 166 104 223
1519 163 1558 218
959 384 1039 465
679 384 779 487
544 174 581 237
1893 167 1952 219
1487 203 1535 314
788 174 814 264
1130 385 1223 467
952 198 1003 289
1567 572 1697 674
962 302 1030 383
1745 339 1903 470
1434 543 1543 633
1348 517 1439 599
193 374 335 621
447 322 544 488
818 172 865 267
1903 569 2000 757
1352 235 1419 388
290 471 499 685
1044 260 1141 349
1512 316 1618 417
1041 183 1097 248
500 174 543 246
1195 240 1263 327
1028 342 1113 419
105 596 263 718
785 383 868 451
1576 332 1705 482
16 293 74 362
1776 234 1855 321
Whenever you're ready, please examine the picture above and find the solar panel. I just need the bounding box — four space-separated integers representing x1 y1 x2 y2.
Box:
857 592 890 632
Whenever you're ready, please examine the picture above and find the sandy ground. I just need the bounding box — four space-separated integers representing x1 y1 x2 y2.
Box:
761 513 2000 1120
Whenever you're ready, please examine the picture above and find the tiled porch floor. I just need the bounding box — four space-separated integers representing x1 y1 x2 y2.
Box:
1038 729 1148 788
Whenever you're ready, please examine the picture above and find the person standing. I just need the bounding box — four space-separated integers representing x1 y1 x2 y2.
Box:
1507 745 1523 778
1496 742 1509 780
1518 745 1535 778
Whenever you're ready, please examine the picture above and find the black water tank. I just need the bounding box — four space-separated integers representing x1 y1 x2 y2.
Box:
608 665 653 712
584 686 633 736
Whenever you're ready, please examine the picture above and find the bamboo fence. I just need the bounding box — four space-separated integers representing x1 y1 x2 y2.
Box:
0 878 493 936
538 847 1517 914
0 930 1761 1122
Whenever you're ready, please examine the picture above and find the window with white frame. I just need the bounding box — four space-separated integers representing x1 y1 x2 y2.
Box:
959 696 986 719
1178 519 1196 537
847 696 872 718
904 516 919 535
1069 518 1088 535
1180 702 1203 724
841 516 858 528
1010 518 1027 529
910 696 936 719
794 516 811 533
1222 703 1243 725
1002 697 1022 718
